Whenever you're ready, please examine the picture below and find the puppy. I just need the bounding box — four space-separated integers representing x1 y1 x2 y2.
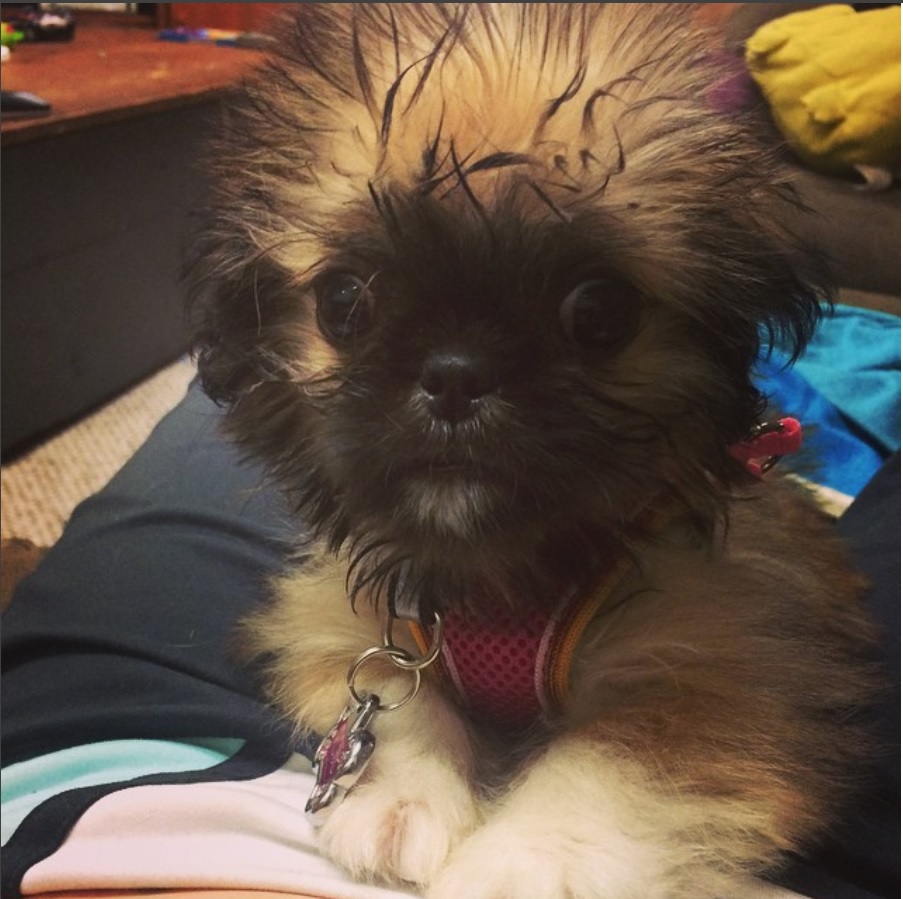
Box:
190 5 880 897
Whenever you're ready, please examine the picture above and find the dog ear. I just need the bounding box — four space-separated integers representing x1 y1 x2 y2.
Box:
185 5 365 408
186 224 288 406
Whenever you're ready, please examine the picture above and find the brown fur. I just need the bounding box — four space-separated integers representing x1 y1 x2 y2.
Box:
190 5 880 896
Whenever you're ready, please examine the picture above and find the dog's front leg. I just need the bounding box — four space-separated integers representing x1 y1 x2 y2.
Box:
255 563 481 886
319 684 481 887
427 734 754 899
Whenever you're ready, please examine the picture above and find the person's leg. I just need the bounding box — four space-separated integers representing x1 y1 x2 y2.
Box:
2 379 303 766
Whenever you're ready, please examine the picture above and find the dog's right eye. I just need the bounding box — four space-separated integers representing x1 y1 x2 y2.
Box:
559 279 640 351
314 273 375 344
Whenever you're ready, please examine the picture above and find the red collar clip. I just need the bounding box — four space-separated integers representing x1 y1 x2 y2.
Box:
729 417 803 477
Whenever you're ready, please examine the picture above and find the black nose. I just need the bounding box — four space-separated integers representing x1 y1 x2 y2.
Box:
419 351 497 423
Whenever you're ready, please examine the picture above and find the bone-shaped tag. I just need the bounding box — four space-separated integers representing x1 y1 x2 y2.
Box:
305 693 379 823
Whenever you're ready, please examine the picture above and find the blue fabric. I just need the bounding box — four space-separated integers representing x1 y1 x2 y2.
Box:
757 304 900 498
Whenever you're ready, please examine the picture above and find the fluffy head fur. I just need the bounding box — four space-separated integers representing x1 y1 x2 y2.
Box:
190 2 830 614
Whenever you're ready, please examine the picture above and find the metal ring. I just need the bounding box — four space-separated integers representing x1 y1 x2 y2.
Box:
347 645 422 712
382 611 445 671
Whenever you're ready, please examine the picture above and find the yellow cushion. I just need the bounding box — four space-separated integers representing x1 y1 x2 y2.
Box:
745 4 900 174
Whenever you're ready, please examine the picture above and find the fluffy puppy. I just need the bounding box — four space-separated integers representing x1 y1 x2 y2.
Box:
190 4 880 897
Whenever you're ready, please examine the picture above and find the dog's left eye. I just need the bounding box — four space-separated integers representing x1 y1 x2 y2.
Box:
559 280 638 350
314 273 375 344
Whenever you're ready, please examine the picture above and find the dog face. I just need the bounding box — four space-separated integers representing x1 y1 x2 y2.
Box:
191 3 827 611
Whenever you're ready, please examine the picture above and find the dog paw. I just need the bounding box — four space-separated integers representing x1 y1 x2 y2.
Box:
426 809 671 899
426 823 584 899
427 831 567 899
318 755 479 886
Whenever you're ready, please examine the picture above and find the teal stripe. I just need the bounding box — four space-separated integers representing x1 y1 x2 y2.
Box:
1 738 244 845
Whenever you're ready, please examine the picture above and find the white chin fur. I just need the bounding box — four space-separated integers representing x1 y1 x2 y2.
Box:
405 477 492 538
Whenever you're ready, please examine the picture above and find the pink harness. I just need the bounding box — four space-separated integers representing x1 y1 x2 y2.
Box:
409 418 803 730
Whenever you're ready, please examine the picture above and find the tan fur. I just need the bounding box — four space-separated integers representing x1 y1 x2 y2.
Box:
213 4 804 303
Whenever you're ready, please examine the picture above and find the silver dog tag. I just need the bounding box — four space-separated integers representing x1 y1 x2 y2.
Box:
305 693 379 824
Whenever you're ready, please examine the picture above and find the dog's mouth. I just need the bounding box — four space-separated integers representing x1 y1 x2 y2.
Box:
392 442 512 478
401 459 497 480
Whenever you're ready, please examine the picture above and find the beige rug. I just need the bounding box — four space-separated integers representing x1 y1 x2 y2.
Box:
1 358 197 547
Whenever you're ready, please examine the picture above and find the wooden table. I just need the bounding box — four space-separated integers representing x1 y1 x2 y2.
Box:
2 12 266 145
1 13 266 455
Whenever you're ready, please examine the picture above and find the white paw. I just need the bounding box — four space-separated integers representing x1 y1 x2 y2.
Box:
427 826 569 899
318 754 479 886
426 814 667 899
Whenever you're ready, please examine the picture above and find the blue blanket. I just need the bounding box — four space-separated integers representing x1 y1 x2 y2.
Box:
757 304 900 498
